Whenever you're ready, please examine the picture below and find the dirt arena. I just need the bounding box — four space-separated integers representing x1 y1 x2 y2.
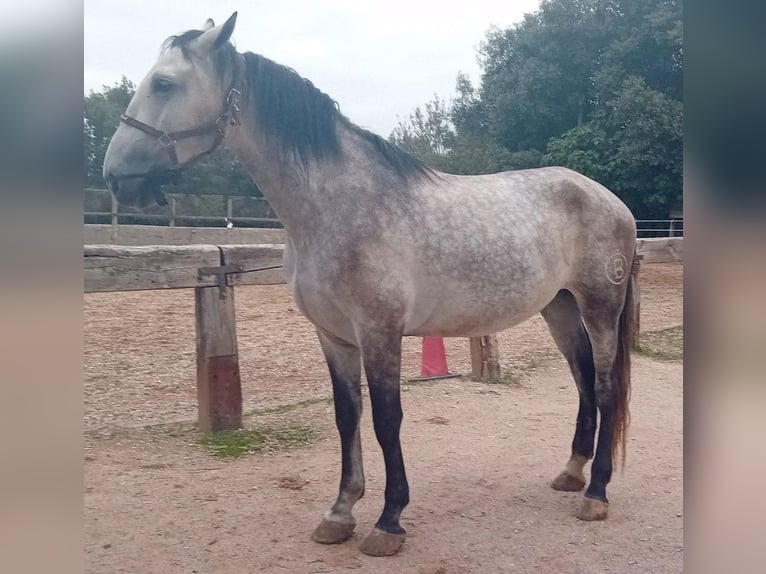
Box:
84 263 683 573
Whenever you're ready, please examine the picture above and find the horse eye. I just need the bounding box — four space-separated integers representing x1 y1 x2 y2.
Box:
152 78 175 93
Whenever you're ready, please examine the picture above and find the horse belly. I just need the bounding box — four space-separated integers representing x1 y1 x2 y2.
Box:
406 310 538 338
403 279 561 338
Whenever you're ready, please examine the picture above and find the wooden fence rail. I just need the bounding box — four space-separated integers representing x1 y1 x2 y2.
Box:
84 238 681 432
85 188 282 229
84 244 285 292
86 188 680 237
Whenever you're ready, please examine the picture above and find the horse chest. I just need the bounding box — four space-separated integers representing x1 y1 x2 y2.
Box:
287 263 360 341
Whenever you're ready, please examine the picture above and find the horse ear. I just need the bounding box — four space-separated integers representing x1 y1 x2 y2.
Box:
197 12 237 52
202 18 215 31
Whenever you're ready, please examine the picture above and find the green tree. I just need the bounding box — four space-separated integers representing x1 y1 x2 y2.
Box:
449 73 546 173
83 76 135 186
390 95 456 171
390 87 545 175
547 77 682 218
393 0 682 218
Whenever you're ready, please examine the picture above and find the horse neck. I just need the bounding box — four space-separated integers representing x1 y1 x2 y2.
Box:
223 124 312 240
226 119 397 244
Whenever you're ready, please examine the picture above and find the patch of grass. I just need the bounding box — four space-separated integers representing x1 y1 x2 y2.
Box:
635 325 683 361
469 354 556 387
467 370 522 387
271 426 318 446
497 370 525 387
245 397 331 417
200 424 319 458
401 374 462 386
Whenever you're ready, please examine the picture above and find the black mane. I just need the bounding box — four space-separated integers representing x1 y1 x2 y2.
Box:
164 30 433 180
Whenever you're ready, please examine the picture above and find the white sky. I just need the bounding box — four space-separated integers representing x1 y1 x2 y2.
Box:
84 0 540 136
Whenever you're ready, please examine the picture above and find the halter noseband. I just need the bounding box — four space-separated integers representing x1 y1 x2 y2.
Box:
119 56 244 169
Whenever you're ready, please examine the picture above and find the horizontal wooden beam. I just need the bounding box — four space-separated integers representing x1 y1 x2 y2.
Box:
84 224 287 247
636 238 683 263
220 244 286 286
84 245 222 293
84 238 680 294
84 244 288 293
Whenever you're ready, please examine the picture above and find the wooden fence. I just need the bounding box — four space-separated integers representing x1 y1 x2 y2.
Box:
85 244 283 432
85 188 282 229
84 238 682 432
85 188 681 238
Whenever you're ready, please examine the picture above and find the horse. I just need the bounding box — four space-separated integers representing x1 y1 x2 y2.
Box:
103 13 636 557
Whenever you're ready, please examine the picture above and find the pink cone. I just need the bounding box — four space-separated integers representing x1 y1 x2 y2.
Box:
420 336 451 377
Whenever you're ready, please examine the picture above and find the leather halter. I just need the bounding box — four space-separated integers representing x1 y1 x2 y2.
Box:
119 57 244 169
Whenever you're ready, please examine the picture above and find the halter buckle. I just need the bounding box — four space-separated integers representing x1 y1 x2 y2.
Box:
227 88 242 105
227 88 242 126
158 133 175 147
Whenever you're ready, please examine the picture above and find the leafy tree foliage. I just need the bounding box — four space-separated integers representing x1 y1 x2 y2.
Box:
546 78 682 218
391 86 545 175
390 96 455 171
391 0 683 219
83 76 135 187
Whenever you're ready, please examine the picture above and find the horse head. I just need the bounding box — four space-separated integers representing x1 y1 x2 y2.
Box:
103 13 240 207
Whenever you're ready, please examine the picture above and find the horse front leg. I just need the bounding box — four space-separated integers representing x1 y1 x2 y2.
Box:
357 330 409 557
311 330 365 545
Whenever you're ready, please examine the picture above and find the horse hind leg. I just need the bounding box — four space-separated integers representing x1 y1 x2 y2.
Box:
311 330 365 545
571 279 633 522
541 290 596 493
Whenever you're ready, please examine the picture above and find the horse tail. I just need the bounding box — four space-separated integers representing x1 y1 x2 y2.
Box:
612 250 635 470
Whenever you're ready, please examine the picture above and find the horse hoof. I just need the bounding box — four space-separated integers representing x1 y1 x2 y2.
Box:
359 527 406 556
311 518 356 544
576 497 609 521
551 471 586 492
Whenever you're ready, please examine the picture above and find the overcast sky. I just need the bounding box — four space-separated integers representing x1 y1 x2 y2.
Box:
84 0 539 136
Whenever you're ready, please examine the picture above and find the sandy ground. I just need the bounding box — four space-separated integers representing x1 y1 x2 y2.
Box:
84 263 682 573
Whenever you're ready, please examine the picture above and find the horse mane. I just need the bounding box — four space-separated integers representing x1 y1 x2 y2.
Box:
163 30 433 181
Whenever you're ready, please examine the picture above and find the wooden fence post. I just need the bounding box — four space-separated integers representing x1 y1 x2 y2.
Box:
110 195 119 242
469 334 501 380
631 254 643 351
469 337 483 377
484 334 501 379
195 283 242 432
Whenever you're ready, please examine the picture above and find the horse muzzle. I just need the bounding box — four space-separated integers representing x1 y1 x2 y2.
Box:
105 170 180 207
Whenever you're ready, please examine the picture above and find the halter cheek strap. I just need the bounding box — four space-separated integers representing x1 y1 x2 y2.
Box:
119 56 244 170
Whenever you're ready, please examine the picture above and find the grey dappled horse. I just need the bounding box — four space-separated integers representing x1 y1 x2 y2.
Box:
103 13 636 557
